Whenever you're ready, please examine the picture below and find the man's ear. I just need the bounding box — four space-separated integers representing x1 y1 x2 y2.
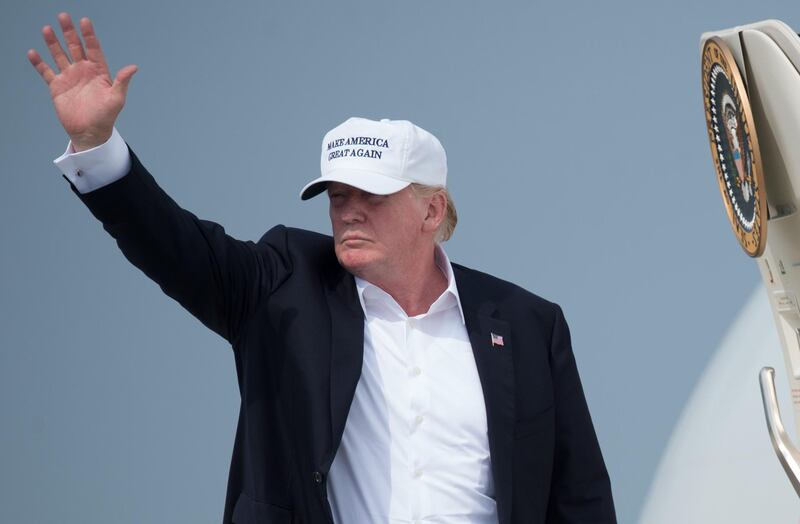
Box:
422 191 447 233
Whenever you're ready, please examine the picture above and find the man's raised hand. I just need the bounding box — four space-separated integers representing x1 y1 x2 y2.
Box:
27 13 137 152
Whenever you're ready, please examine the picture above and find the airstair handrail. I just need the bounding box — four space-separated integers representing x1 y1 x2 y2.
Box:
760 366 800 497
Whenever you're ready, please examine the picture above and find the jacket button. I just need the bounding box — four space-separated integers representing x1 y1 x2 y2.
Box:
313 471 323 484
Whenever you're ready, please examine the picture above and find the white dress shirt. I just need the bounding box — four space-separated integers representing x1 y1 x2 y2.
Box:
53 131 498 523
328 247 497 524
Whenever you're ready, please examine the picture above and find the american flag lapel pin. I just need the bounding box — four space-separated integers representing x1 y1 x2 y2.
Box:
490 332 504 347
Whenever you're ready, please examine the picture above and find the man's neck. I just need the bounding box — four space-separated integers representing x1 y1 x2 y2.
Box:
360 245 448 317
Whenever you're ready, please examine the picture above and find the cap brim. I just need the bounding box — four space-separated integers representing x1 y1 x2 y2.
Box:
299 169 410 201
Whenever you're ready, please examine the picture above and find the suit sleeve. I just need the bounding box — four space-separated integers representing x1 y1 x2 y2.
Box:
546 304 617 523
63 147 292 346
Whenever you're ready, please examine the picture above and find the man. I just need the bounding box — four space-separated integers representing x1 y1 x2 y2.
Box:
28 13 616 524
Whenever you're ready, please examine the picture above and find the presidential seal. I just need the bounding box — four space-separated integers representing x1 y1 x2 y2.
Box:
702 37 767 257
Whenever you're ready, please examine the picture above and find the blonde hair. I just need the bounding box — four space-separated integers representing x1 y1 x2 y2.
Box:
410 183 457 243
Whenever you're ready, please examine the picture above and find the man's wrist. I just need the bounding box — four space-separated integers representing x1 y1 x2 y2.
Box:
70 129 114 153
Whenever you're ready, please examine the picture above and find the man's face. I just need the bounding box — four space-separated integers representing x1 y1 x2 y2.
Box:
328 182 429 279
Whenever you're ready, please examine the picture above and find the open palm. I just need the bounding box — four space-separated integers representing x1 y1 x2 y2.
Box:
28 13 137 151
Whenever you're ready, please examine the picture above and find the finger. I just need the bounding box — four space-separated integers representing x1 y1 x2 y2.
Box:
42 25 70 71
79 17 108 72
27 49 55 84
113 65 138 97
58 12 86 62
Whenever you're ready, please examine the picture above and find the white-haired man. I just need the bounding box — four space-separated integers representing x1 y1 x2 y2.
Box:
29 13 616 524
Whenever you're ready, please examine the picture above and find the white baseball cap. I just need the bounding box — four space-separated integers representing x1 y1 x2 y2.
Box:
300 116 448 200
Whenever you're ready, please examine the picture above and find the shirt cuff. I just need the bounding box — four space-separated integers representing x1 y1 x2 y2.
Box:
53 127 132 194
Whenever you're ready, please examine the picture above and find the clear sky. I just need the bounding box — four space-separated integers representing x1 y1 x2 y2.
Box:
2 1 795 522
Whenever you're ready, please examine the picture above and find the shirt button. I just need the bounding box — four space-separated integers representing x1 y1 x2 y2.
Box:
312 471 323 484
415 415 424 425
413 468 423 478
411 366 422 377
407 318 417 328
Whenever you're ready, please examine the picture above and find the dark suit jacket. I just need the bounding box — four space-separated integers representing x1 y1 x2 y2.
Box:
63 148 616 524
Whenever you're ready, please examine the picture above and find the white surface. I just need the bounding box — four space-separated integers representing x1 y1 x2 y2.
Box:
742 26 800 435
743 29 800 203
639 286 799 523
753 20 800 75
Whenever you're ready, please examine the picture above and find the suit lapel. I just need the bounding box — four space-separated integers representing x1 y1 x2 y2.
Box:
455 266 515 524
320 267 364 473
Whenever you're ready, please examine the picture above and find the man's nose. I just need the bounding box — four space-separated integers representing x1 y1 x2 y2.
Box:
340 199 365 224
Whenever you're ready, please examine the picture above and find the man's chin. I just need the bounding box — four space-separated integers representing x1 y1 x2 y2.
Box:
335 247 377 277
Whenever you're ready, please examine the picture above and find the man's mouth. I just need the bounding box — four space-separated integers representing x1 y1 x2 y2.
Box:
341 234 371 243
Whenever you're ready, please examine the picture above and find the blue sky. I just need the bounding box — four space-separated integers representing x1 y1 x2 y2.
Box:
3 1 796 521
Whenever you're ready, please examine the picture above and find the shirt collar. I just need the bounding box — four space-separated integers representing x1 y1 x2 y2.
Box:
354 244 466 324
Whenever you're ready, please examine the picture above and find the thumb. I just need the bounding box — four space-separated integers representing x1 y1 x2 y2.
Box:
112 64 138 98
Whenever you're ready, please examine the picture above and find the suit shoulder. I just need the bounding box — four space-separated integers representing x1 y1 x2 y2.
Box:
256 225 337 267
451 261 561 316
